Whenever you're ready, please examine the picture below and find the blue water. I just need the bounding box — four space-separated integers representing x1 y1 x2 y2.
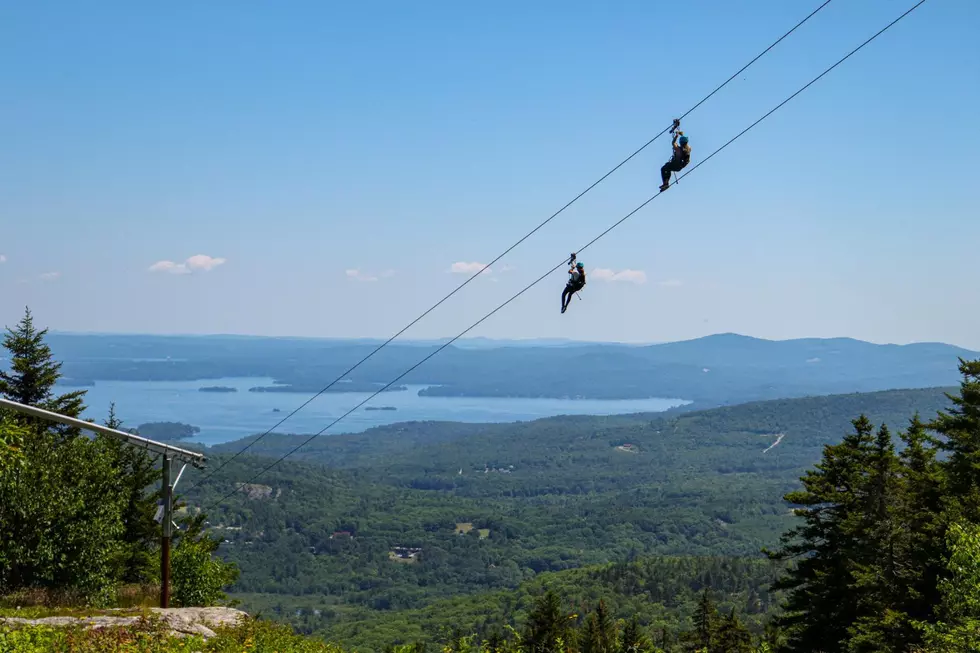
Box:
58 377 690 447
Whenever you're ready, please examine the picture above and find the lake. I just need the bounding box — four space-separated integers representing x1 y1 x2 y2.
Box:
58 377 690 447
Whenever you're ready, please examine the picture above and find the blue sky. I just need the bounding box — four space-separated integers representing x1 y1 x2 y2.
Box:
2 0 978 348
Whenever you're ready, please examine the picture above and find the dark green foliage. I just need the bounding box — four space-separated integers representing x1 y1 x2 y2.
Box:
767 417 880 651
171 513 240 608
931 359 980 523
715 608 752 653
0 419 127 605
766 357 980 653
689 589 717 652
582 600 614 653
895 416 944 625
618 616 651 653
0 308 125 604
523 590 573 653
104 405 163 585
0 416 26 475
0 307 86 429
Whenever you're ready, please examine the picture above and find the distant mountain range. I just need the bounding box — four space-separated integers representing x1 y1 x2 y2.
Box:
38 332 978 408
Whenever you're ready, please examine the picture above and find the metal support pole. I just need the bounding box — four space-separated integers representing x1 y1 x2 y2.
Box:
161 455 173 608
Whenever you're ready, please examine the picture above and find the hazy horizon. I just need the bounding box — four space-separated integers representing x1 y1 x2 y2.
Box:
38 328 980 353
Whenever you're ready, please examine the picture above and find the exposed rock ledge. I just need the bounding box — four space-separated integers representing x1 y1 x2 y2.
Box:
0 606 247 639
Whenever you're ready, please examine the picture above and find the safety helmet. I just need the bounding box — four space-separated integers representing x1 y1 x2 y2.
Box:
679 135 689 146
576 262 584 269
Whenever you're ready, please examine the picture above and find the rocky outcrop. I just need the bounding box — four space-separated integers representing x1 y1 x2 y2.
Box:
0 606 246 639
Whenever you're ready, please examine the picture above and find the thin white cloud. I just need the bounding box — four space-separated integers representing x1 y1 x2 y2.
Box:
591 268 647 284
149 261 191 275
185 254 227 271
39 271 61 281
658 279 683 287
449 261 492 275
499 264 516 273
346 269 377 282
0 254 7 263
345 268 395 282
149 254 226 275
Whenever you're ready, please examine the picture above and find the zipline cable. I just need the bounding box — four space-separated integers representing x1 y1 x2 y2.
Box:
203 0 925 511
189 0 836 490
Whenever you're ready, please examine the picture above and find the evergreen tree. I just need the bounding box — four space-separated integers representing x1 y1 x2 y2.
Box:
524 590 573 653
0 307 85 423
931 359 980 523
760 622 783 651
688 588 718 652
715 608 751 653
619 616 651 653
584 612 602 653
846 424 908 653
767 417 877 652
582 601 615 653
596 600 616 653
102 404 162 584
888 416 945 647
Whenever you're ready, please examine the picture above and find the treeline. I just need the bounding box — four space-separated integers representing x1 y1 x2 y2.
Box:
760 357 980 651
0 308 236 608
251 555 783 652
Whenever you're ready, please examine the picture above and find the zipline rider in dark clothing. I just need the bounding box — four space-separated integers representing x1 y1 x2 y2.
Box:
659 131 691 192
561 261 586 314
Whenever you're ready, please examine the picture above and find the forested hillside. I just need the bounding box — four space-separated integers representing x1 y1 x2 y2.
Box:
182 385 954 649
242 556 784 651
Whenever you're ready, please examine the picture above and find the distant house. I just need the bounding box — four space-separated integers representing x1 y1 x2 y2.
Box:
390 546 422 561
330 531 352 539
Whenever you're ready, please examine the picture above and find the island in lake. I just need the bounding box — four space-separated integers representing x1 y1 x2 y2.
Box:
365 406 397 411
136 421 201 441
199 386 238 393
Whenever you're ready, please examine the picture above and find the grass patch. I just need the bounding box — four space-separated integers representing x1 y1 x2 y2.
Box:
0 615 345 652
0 584 160 616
